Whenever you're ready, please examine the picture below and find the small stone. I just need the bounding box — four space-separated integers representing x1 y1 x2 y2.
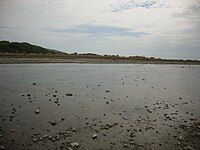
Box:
0 145 6 150
61 117 65 121
92 133 97 139
33 83 36 85
11 129 15 133
178 136 183 140
183 146 195 150
124 143 128 148
71 142 79 147
66 93 73 96
34 109 40 114
50 121 57 126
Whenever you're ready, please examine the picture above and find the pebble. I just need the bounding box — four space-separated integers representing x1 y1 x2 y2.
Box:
92 133 97 139
178 136 183 140
34 109 40 114
71 142 79 147
0 145 6 150
50 121 57 126
183 146 195 150
124 143 128 148
66 93 73 96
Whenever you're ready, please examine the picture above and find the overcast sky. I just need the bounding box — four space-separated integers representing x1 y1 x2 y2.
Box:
0 0 200 59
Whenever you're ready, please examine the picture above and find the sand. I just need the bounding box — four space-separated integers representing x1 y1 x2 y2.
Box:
0 64 199 150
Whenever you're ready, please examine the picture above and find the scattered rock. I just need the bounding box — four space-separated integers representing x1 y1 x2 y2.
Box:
178 136 183 140
183 146 195 150
92 133 97 139
0 145 6 150
71 142 79 147
66 93 73 96
50 121 57 126
124 143 128 148
34 109 40 114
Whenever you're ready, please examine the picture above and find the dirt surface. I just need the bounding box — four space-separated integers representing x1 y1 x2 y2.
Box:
0 64 199 150
0 54 199 65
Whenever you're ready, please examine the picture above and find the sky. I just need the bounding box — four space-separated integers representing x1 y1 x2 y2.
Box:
0 0 200 59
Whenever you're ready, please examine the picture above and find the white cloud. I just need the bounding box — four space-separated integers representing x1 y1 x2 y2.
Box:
0 0 200 59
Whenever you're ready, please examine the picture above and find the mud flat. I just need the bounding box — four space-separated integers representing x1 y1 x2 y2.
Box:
0 54 200 65
0 64 200 150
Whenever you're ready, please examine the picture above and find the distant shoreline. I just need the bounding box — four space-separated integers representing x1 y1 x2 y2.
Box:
0 53 199 65
1 41 199 65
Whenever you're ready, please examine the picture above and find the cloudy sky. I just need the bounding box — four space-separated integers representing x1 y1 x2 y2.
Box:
0 0 200 59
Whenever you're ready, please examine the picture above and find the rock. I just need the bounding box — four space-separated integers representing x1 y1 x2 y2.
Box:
0 145 6 150
178 136 183 140
34 109 40 114
50 121 57 126
71 142 79 147
11 129 15 133
124 143 128 148
92 133 97 139
61 117 65 121
33 83 36 85
66 93 73 96
183 146 195 150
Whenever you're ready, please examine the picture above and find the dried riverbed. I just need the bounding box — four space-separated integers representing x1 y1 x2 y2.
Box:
0 64 199 150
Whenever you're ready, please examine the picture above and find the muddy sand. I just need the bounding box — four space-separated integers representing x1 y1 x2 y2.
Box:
0 64 200 150
0 55 200 65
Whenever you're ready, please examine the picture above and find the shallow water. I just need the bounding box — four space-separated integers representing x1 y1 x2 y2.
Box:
0 64 200 150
